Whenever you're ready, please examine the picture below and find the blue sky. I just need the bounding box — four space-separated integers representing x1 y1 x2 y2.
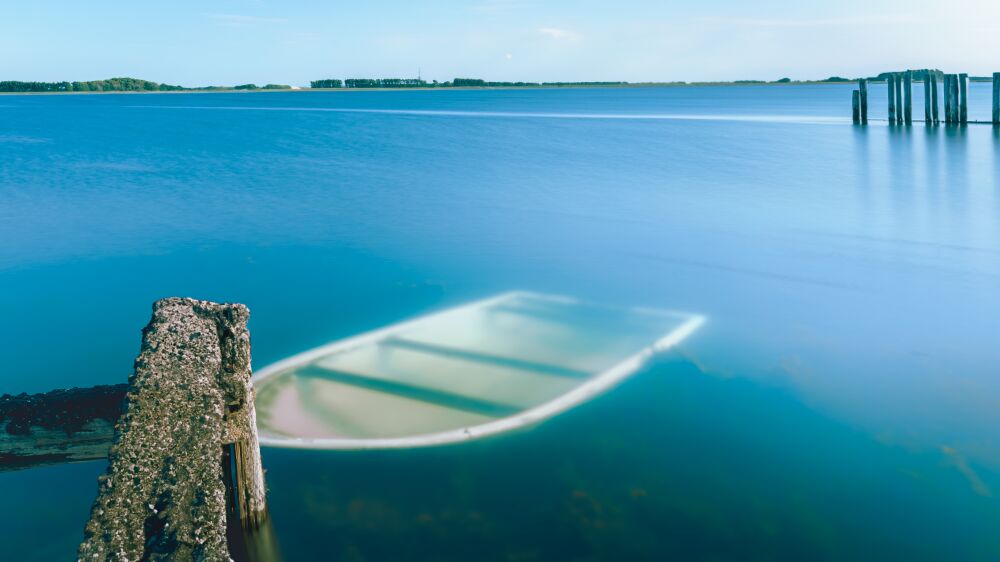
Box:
2 0 999 86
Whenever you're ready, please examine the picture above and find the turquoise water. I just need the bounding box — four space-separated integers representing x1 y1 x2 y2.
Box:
1 85 999 560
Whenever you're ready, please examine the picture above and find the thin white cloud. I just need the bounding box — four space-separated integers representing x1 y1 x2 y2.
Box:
538 27 580 40
208 14 288 28
697 14 922 28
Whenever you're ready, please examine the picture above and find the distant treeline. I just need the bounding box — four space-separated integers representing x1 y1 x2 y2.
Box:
232 84 292 90
310 77 630 89
866 70 997 83
0 77 292 93
872 69 943 82
0 78 184 93
310 78 429 88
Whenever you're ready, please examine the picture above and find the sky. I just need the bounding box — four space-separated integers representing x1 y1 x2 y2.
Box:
2 0 1000 86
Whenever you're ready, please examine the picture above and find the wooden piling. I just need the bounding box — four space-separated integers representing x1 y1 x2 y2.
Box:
858 79 868 123
993 73 1000 125
895 74 903 124
945 75 951 123
959 73 968 124
924 73 932 124
79 298 268 561
887 74 897 123
931 73 939 123
903 71 912 124
944 74 955 123
852 90 861 124
0 385 126 471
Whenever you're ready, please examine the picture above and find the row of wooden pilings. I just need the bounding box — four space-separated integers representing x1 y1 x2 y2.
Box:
852 71 1000 125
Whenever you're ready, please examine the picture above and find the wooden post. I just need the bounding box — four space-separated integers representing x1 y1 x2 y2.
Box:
895 74 904 124
0 385 126 471
79 298 268 560
852 90 861 123
944 74 955 123
924 73 932 123
858 79 869 123
993 72 1000 125
887 74 897 123
931 73 940 123
903 71 913 124
959 73 968 124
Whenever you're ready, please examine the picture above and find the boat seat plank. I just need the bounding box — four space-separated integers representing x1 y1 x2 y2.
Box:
312 343 581 409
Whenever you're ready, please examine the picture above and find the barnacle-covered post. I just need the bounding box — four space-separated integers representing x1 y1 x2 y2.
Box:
79 298 267 561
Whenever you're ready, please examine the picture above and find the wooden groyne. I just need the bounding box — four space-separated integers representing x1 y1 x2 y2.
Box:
77 298 268 561
0 385 126 471
853 69 1000 125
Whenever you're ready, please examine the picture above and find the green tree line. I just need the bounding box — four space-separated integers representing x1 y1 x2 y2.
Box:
0 77 185 93
309 77 632 89
0 77 292 93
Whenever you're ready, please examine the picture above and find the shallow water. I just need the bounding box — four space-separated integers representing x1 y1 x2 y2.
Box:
1 85 998 560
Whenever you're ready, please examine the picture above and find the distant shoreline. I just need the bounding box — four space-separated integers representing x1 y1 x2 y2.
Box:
0 80 867 96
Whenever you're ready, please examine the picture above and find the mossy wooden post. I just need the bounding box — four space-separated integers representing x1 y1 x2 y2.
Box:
993 72 1000 125
858 79 868 123
852 90 861 124
79 298 267 561
885 74 896 125
958 74 969 125
903 71 913 124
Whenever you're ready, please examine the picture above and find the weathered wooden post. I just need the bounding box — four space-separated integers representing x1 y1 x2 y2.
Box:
942 75 948 123
903 71 913 124
887 74 897 123
858 79 869 123
79 298 268 561
993 72 1000 125
894 73 904 124
924 73 933 123
931 73 940 123
852 90 861 124
0 385 126 471
944 74 955 123
959 73 968 124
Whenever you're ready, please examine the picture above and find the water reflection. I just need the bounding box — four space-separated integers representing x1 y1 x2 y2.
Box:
942 125 970 216
886 124 916 230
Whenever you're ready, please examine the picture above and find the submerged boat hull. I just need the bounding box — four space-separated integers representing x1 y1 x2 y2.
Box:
253 292 704 449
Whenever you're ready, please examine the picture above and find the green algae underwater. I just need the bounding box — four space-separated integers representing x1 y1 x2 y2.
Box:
258 355 998 562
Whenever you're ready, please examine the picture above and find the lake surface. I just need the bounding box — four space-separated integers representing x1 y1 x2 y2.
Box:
1 84 998 560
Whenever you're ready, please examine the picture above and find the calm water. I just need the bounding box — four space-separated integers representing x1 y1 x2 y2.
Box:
1 85 999 560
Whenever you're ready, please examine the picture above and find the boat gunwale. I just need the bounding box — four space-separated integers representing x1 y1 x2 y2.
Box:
252 290 705 450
